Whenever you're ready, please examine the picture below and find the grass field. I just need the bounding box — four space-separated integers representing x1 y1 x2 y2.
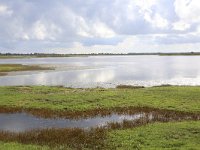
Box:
0 86 200 113
106 121 200 150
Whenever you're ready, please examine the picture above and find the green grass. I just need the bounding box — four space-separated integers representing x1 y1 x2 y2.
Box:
0 142 50 150
0 86 200 112
106 121 200 150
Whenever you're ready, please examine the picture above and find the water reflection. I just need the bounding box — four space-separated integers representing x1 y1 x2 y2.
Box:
1 56 200 87
1 110 199 133
0 113 143 132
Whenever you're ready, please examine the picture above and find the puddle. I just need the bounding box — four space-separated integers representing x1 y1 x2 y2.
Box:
0 112 144 133
0 111 199 133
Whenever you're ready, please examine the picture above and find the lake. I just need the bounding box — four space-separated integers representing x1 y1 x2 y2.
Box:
0 55 200 88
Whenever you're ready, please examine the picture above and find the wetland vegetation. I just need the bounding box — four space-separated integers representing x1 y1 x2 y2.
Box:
0 64 53 76
1 0 199 149
0 120 199 149
0 86 199 113
0 86 200 149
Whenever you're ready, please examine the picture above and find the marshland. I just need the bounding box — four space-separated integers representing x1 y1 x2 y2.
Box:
2 0 200 149
0 56 200 149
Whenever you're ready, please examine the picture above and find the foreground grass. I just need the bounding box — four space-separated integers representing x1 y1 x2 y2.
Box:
0 86 200 149
0 86 200 113
0 64 52 75
1 121 200 149
107 121 200 150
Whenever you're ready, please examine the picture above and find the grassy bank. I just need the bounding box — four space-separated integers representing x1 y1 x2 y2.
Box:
0 64 53 76
0 86 200 113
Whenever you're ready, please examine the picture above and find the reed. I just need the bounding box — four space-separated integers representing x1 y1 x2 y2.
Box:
0 128 107 149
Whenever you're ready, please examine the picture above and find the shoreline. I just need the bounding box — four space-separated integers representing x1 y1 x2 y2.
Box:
1 53 200 59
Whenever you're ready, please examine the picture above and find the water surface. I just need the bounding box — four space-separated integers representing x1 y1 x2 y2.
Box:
1 110 198 133
1 56 200 87
0 112 143 132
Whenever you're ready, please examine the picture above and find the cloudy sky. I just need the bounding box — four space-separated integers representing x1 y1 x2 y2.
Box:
0 0 200 54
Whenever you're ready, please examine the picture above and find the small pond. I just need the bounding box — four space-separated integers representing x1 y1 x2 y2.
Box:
0 111 199 133
0 112 144 132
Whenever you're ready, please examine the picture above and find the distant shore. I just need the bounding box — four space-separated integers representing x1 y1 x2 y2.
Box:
1 52 200 59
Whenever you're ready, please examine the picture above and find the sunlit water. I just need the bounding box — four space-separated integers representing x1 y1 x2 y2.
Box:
1 56 200 87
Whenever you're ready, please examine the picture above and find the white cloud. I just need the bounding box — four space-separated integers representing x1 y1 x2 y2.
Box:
0 4 12 16
197 25 200 33
153 14 169 29
31 20 62 40
135 0 157 11
77 19 115 38
33 21 47 40
92 21 116 38
145 13 169 29
136 1 169 29
172 21 190 31
174 0 200 23
22 34 30 40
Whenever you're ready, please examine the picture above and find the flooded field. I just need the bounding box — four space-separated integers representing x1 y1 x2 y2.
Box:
1 56 200 87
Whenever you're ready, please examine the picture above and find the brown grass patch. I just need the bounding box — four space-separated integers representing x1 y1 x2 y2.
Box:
0 64 54 73
116 85 145 89
0 127 107 149
0 106 199 119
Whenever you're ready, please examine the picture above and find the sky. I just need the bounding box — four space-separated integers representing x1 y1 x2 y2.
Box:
0 0 200 54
